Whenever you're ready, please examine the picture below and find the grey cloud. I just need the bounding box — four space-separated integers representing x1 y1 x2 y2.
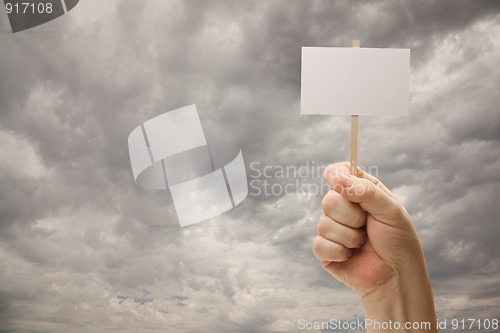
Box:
1 0 499 332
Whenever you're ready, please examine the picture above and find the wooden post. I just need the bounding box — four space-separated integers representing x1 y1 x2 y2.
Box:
351 40 360 176
350 115 358 176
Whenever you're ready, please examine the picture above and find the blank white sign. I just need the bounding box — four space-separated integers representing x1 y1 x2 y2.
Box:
301 47 410 116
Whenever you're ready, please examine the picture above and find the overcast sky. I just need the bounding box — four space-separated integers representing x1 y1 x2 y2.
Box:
1 1 499 332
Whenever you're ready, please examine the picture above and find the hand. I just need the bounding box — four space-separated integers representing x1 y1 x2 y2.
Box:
313 162 423 296
312 162 438 332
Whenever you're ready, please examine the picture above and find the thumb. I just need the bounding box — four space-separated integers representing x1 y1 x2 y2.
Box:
335 174 406 227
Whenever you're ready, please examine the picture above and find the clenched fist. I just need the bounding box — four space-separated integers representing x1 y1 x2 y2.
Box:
312 162 438 332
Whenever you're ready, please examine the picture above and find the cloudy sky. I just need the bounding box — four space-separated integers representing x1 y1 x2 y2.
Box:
1 0 500 332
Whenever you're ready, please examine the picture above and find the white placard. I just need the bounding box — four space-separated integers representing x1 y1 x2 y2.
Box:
301 47 410 116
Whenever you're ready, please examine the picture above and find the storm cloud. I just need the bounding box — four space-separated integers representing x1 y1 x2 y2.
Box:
1 0 499 332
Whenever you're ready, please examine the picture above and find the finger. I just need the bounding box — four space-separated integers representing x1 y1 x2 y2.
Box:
321 190 366 228
323 163 350 192
334 174 406 227
317 214 367 248
355 166 394 198
324 162 394 198
312 235 354 262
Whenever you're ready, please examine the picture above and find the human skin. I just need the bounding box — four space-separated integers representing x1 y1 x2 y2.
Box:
312 162 438 333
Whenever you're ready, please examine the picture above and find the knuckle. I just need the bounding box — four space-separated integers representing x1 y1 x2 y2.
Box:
321 191 336 212
312 236 323 257
316 215 329 235
322 165 334 182
321 195 329 212
322 164 341 183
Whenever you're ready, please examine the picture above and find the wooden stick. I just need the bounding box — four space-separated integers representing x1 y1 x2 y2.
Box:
351 40 360 176
350 115 358 176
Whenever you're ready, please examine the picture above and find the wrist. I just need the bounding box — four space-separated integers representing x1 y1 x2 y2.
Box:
361 264 438 333
361 274 407 332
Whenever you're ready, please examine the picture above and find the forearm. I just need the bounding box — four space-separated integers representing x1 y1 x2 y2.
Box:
361 262 438 333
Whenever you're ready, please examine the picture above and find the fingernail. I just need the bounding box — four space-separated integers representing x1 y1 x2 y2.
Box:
340 174 353 188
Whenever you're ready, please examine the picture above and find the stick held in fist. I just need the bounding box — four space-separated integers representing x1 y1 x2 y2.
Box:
313 162 438 333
